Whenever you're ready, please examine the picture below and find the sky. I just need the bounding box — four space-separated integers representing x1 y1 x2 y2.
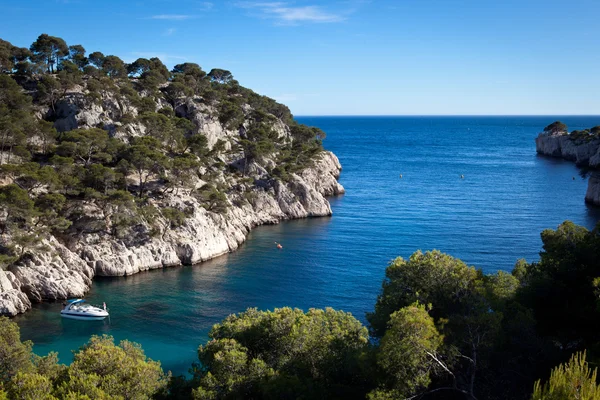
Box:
1 0 599 116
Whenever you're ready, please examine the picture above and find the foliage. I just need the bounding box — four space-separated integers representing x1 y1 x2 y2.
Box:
515 221 600 350
543 121 568 135
195 185 229 214
532 352 600 400
61 335 168 399
29 34 68 73
370 303 443 398
367 250 480 337
0 221 599 400
0 317 35 384
194 307 371 399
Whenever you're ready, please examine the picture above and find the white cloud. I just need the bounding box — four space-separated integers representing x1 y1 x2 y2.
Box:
237 2 344 24
150 14 195 20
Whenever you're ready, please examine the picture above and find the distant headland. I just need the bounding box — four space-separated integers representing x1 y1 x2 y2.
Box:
535 121 600 205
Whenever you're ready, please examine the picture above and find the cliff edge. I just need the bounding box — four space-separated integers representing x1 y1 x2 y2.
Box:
535 125 600 206
0 35 345 316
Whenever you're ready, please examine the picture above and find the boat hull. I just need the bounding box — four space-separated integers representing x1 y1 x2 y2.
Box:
61 312 108 321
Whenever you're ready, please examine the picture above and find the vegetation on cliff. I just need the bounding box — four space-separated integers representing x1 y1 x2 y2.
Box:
0 34 327 270
1 220 599 399
543 121 600 141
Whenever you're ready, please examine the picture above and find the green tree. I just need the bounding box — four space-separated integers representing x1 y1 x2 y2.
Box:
207 68 233 84
0 39 30 73
0 39 15 72
34 193 71 233
172 62 206 79
56 128 120 166
8 372 57 400
127 57 152 77
515 221 600 353
531 352 600 400
83 164 120 194
32 120 58 155
367 250 480 337
84 189 136 234
370 303 443 399
101 55 127 78
59 335 168 400
122 137 167 197
195 307 371 399
7 162 60 194
37 74 62 111
0 74 35 163
543 121 568 136
195 185 229 213
165 155 199 195
0 184 35 234
0 317 35 384
29 34 69 73
68 44 87 69
87 51 105 69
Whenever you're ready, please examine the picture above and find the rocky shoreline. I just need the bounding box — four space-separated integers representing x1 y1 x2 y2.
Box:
0 151 344 316
535 132 600 205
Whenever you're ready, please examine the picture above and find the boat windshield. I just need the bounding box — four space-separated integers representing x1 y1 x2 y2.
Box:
70 303 94 310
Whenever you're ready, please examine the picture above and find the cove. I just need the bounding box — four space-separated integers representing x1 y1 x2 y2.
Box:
15 116 600 376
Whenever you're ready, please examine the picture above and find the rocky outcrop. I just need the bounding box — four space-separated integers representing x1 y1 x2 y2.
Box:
79 151 343 277
0 269 30 316
536 132 600 206
585 172 600 205
0 150 344 315
9 237 94 303
0 79 346 316
536 133 600 167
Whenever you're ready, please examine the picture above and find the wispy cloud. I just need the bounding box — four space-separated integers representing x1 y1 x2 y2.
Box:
163 27 177 36
237 2 344 24
150 14 195 20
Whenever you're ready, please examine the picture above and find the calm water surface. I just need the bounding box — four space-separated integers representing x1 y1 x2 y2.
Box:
15 116 600 375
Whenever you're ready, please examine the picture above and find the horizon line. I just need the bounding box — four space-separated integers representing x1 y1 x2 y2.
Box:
294 114 600 117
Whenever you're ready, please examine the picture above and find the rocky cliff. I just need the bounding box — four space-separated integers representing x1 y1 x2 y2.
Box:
0 64 345 316
1 151 343 315
536 132 600 206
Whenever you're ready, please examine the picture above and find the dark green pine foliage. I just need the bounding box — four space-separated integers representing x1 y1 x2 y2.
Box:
0 34 326 270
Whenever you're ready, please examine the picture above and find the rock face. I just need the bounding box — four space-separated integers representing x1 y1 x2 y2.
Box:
0 269 31 316
536 132 600 206
0 150 344 316
9 237 94 303
585 172 600 205
0 81 346 316
535 133 600 167
78 151 343 277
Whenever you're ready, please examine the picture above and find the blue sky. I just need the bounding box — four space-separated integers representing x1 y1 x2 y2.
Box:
2 0 599 115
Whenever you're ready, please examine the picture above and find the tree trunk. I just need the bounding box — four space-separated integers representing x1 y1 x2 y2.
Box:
469 344 477 399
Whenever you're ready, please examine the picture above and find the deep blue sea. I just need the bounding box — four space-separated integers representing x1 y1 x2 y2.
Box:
15 116 600 375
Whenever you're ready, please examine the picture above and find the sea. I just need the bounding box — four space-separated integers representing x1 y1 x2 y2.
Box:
14 116 600 376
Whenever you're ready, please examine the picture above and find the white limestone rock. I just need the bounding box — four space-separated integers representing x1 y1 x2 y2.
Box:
536 132 600 206
585 172 600 206
0 270 30 316
74 151 344 277
536 133 600 166
8 237 93 303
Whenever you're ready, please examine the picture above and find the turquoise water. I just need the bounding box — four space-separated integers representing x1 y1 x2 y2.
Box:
15 116 600 375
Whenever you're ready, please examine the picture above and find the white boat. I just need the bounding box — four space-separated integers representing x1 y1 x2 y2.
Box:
61 299 109 321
